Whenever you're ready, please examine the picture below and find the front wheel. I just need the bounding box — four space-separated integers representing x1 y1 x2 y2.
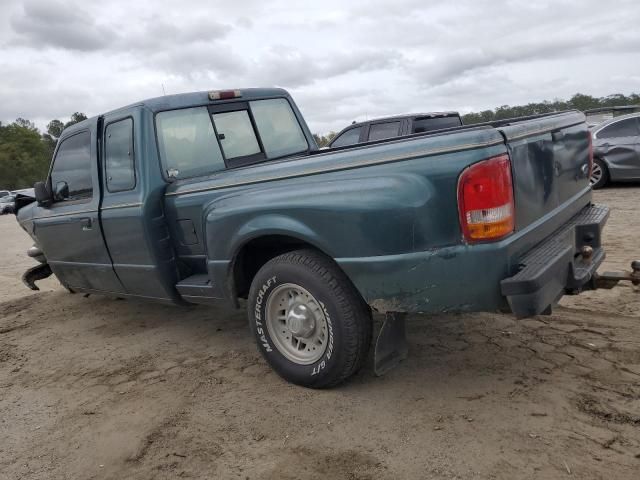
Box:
248 249 372 388
590 158 609 189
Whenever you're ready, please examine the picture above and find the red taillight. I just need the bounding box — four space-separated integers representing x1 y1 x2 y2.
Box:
457 154 515 242
208 89 242 100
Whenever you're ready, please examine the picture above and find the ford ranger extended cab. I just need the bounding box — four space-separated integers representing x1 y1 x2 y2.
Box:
14 88 639 388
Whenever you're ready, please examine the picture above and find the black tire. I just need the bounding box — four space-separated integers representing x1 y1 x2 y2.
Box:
248 249 372 388
590 158 609 189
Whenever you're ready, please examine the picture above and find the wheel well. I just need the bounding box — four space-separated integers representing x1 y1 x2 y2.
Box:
231 235 318 299
594 156 607 167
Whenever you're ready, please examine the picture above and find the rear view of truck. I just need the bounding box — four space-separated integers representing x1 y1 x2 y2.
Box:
335 110 604 320
462 111 603 317
491 113 605 316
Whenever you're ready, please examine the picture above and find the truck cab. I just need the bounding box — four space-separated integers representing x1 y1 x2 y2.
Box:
19 89 316 303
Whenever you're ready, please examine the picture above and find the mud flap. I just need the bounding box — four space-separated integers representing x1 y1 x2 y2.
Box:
374 312 408 376
22 263 53 291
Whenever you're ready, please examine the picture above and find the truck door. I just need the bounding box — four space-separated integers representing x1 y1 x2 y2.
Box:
32 124 125 293
98 109 181 302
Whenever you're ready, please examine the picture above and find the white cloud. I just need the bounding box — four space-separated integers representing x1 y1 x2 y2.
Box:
1 0 639 134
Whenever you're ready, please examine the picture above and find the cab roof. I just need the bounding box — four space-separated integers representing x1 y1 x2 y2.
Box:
63 88 290 135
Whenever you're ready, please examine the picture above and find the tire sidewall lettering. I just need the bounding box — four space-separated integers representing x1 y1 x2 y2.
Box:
254 277 336 379
254 275 276 353
311 301 334 377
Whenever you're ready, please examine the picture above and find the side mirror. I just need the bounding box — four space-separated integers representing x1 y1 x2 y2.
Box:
53 181 69 202
34 181 52 207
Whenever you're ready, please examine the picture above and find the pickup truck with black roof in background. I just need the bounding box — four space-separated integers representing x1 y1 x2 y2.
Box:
13 87 639 388
328 111 463 148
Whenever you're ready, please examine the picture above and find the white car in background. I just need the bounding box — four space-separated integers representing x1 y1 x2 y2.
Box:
0 194 16 214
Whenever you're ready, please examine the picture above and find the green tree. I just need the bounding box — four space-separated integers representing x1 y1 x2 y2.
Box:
312 131 337 147
46 119 65 139
42 113 88 158
0 120 50 190
65 112 88 129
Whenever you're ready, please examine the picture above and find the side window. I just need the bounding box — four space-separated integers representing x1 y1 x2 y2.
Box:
105 118 135 192
412 116 462 133
249 98 308 158
331 127 361 147
50 131 93 201
211 110 261 159
598 118 639 139
368 122 400 141
156 107 225 179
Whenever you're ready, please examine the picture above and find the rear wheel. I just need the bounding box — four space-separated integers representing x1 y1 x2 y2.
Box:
590 158 609 189
248 249 372 388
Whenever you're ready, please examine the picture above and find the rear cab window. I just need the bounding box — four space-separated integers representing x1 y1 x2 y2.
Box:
156 97 308 180
50 131 93 202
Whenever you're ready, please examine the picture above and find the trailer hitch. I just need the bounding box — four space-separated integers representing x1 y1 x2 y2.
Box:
593 261 640 289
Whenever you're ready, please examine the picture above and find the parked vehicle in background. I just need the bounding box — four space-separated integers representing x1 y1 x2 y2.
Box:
0 194 16 214
13 188 35 197
328 112 462 148
589 112 640 188
12 88 639 388
0 190 11 198
585 105 640 128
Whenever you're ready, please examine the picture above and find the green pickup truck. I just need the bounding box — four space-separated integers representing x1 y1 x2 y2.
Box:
14 88 638 388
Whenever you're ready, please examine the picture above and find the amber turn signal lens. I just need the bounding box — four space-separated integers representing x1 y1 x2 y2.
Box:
457 154 515 242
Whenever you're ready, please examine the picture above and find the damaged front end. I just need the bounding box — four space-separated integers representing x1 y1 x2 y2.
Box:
22 244 53 290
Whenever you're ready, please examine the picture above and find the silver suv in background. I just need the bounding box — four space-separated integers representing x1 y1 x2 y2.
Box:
590 112 640 188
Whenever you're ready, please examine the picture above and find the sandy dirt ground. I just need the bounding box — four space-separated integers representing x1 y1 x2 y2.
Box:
1 187 639 479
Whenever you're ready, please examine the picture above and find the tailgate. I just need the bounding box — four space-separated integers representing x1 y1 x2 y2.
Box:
497 111 591 230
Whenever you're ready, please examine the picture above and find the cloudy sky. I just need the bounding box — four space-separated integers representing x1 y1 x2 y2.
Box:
1 0 639 134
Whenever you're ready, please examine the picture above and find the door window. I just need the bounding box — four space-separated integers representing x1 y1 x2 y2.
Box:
331 127 362 147
598 118 639 139
368 121 400 141
105 118 135 192
50 131 93 201
412 116 462 133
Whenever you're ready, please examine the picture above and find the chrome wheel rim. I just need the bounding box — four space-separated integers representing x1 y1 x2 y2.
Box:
265 283 328 365
590 162 602 185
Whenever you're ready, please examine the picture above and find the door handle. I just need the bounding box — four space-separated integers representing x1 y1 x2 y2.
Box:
80 217 92 231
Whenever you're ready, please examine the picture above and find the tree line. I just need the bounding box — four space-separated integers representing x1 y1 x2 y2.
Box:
1 92 639 189
0 113 87 190
312 92 640 146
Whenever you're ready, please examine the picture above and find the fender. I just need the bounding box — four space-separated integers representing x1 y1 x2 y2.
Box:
203 172 437 262
202 172 438 301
